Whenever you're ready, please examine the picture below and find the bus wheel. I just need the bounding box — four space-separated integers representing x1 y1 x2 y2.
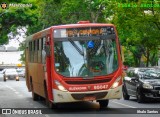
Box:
31 82 39 101
98 100 109 109
32 92 39 101
45 94 58 109
46 100 58 109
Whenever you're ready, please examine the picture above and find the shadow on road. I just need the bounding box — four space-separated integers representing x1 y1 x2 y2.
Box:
123 98 160 104
33 100 136 114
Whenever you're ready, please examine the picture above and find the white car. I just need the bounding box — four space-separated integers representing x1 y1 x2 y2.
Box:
0 69 6 74
3 68 19 81
16 68 25 78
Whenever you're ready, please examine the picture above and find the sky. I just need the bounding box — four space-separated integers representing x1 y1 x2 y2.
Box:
0 51 23 65
4 27 26 48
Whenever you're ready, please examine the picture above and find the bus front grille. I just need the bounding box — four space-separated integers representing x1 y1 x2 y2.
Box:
154 86 160 90
65 78 111 85
71 92 108 100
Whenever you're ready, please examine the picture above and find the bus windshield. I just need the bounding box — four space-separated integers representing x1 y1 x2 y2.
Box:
54 38 118 77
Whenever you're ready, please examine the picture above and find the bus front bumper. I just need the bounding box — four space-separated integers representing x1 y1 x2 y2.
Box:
52 85 122 103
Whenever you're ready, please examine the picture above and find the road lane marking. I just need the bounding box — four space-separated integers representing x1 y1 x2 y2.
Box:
15 92 20 94
111 101 137 108
18 94 23 97
4 85 16 91
4 85 24 97
45 115 50 117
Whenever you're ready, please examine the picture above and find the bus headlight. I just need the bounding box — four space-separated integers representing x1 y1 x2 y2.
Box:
111 77 121 89
54 80 68 92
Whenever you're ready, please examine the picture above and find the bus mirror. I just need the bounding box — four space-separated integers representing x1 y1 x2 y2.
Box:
44 44 50 56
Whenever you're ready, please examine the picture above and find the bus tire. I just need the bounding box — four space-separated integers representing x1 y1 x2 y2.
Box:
45 95 54 108
98 100 109 109
30 80 39 101
32 92 39 101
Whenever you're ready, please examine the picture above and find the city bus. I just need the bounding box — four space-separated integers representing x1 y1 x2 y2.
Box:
25 21 123 108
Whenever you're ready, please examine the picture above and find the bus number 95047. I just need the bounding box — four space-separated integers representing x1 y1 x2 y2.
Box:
94 85 108 90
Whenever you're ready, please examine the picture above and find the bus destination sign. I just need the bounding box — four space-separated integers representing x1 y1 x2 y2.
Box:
54 27 115 38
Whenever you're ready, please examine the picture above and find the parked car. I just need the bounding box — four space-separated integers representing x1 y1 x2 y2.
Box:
0 69 6 74
16 68 25 78
123 68 160 103
3 68 19 81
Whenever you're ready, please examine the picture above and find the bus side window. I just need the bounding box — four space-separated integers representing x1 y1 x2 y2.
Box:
29 42 32 62
33 40 37 63
32 41 34 62
38 39 42 63
41 37 46 64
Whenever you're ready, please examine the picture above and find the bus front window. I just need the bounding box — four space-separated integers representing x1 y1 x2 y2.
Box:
54 38 118 77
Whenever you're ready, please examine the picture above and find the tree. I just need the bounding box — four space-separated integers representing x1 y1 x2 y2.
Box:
0 0 40 45
60 0 112 23
112 0 160 67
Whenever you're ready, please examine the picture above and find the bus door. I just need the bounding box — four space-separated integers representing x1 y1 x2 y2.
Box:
44 35 53 101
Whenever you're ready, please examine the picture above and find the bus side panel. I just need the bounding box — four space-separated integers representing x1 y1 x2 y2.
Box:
28 63 37 91
26 48 47 97
28 63 45 97
37 63 46 98
25 49 31 91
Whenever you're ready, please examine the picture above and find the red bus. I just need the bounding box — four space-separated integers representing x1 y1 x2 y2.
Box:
25 21 123 108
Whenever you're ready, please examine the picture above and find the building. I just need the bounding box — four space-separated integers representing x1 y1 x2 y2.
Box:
0 51 23 65
0 46 23 65
0 45 6 52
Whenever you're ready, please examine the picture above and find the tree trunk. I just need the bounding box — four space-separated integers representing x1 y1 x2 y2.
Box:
146 47 150 67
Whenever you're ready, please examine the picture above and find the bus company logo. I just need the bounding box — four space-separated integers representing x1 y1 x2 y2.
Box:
69 86 87 91
2 109 11 114
1 3 7 9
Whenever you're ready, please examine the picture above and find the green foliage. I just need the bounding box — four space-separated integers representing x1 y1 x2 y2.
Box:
0 0 159 66
113 0 160 67
0 0 39 45
60 0 109 23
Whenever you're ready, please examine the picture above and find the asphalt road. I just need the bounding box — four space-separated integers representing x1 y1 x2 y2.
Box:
0 73 160 117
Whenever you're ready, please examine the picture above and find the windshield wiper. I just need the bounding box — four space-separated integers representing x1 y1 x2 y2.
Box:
68 38 84 56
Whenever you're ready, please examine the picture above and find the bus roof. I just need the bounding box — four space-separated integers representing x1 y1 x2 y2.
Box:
52 23 114 28
25 22 115 42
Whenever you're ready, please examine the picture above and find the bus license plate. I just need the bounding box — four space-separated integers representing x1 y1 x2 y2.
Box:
83 96 96 101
